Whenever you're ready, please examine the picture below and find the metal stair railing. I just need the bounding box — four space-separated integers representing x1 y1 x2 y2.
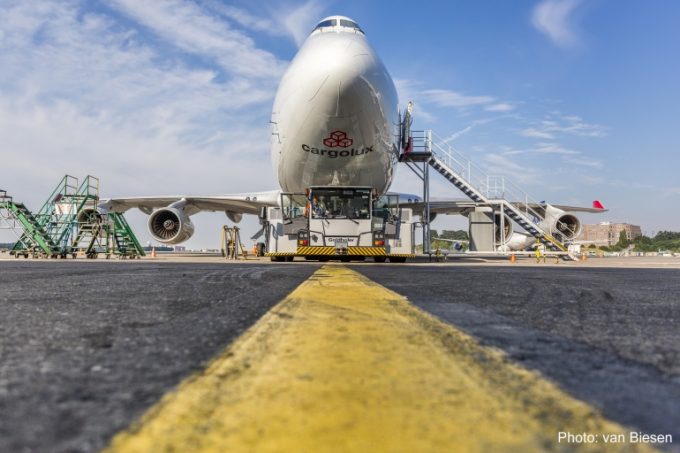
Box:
51 177 97 250
66 176 105 257
44 175 101 253
34 175 80 228
1 191 58 256
413 130 571 253
12 175 80 254
4 176 146 259
109 212 145 257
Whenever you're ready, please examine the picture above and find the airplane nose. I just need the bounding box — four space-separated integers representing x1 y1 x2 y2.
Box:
306 35 376 78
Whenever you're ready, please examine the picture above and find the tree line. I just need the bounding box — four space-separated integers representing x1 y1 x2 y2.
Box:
592 230 680 252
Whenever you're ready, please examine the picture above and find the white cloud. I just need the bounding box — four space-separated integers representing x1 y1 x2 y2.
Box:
201 0 278 34
531 0 583 49
485 103 514 112
520 128 554 139
282 0 325 47
420 89 494 108
442 125 474 143
396 81 515 119
440 117 505 144
483 153 541 184
0 0 285 247
394 79 436 122
110 0 287 78
520 114 606 139
542 115 607 137
564 156 603 168
503 142 580 156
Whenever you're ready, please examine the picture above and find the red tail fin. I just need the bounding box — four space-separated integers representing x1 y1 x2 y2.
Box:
592 200 605 210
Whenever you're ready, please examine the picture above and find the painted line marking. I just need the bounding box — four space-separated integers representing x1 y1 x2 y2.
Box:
106 265 657 452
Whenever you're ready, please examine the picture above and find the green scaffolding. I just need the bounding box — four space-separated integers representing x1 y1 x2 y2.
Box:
2 175 145 259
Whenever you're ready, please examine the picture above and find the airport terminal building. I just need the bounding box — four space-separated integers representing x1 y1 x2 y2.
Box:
577 222 642 246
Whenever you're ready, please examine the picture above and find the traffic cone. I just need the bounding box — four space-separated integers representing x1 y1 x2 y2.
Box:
510 254 516 263
151 247 156 258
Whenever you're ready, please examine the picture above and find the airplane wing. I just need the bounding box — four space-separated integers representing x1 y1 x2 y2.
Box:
98 190 281 216
397 198 607 215
545 201 608 213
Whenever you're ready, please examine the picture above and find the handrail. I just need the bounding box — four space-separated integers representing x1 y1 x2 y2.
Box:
411 130 578 244
33 175 79 227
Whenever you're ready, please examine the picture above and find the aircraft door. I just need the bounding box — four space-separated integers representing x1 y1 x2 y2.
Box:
281 193 308 235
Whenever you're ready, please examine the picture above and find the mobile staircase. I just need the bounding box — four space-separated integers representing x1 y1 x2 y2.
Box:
6 175 144 259
104 212 145 259
69 176 144 258
0 190 60 257
401 130 574 257
59 175 102 256
11 175 81 257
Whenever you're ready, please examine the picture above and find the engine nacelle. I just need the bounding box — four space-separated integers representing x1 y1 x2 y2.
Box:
148 208 195 244
77 208 102 224
498 231 535 252
540 205 582 242
225 210 243 223
494 213 513 243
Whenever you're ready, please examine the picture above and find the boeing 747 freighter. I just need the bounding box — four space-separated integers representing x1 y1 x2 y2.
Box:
100 16 604 261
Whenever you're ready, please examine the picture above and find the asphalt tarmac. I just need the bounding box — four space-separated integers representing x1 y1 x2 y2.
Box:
1 260 679 452
0 262 320 453
354 265 680 448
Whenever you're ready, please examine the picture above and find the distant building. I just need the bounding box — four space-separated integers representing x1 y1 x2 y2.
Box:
577 222 642 246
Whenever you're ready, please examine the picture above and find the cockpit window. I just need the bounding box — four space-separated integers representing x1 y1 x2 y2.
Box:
339 19 363 32
313 19 336 31
312 18 364 34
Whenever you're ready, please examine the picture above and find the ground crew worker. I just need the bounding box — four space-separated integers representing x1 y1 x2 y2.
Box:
313 196 326 218
535 240 543 263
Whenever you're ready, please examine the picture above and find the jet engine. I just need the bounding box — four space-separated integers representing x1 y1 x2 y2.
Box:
148 208 195 244
539 205 582 242
498 231 535 252
494 213 513 243
77 208 102 224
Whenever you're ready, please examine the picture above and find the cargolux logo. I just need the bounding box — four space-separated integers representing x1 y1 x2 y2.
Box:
323 130 353 148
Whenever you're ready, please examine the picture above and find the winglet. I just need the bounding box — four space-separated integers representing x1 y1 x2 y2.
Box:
592 200 605 210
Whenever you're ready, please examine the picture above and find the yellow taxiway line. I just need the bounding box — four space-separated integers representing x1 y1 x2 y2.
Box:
106 265 655 452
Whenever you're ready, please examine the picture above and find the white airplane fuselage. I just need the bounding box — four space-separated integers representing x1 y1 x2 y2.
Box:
271 17 399 196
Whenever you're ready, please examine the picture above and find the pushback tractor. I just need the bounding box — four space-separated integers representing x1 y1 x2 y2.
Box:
262 187 415 262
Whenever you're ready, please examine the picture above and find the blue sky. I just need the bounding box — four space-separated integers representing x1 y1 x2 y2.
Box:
1 0 678 247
